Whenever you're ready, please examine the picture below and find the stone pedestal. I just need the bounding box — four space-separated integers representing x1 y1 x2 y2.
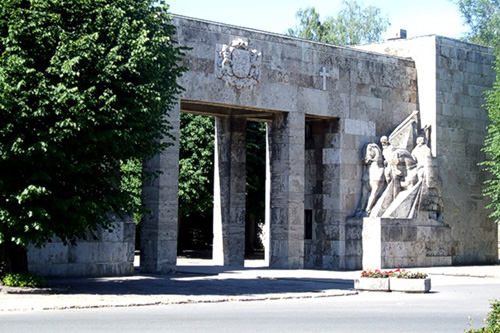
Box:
362 216 452 269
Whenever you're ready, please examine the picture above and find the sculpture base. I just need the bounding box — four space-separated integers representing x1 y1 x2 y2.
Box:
362 215 452 269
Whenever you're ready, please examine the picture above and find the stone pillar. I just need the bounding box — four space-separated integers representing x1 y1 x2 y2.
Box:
140 102 180 273
266 112 305 268
213 116 247 266
263 125 271 267
321 120 344 270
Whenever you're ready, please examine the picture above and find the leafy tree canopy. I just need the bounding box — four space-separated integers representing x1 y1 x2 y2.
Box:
178 113 214 218
287 0 390 46
0 0 186 254
454 0 500 55
245 121 266 222
481 61 500 223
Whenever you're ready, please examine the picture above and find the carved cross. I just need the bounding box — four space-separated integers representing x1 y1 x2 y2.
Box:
319 66 330 91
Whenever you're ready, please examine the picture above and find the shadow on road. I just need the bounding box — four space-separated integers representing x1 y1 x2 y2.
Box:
45 272 355 296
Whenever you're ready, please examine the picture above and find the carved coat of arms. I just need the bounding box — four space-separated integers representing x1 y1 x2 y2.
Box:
215 38 261 89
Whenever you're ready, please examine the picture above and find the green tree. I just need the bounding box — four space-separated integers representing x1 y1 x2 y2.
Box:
177 113 214 253
454 0 500 55
0 0 185 273
287 0 390 46
287 7 325 42
481 60 500 223
178 114 214 218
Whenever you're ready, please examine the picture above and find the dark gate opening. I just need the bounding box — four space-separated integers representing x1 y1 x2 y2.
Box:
177 101 276 263
245 121 266 260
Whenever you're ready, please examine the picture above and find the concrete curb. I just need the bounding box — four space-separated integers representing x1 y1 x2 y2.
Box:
0 289 358 312
0 286 69 295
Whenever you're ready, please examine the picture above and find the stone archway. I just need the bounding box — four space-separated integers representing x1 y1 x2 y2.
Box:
140 100 308 272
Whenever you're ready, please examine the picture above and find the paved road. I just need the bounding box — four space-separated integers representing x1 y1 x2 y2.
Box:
1 278 499 332
0 262 499 332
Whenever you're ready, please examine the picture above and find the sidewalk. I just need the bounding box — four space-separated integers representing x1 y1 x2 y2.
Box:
1 260 499 312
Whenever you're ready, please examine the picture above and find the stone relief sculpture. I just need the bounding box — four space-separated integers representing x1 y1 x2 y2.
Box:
387 147 419 199
411 136 432 182
355 143 385 216
215 38 262 89
356 111 442 220
380 135 395 183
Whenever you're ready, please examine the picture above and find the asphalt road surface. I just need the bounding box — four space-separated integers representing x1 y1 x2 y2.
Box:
2 278 499 333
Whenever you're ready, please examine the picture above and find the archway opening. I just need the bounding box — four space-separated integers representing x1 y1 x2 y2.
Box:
244 120 266 262
177 100 275 267
177 112 215 260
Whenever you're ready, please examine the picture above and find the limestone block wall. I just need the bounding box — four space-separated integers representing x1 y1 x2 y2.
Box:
174 15 418 270
28 220 135 277
328 56 418 269
357 36 498 265
345 218 363 269
304 119 341 269
304 121 325 268
435 37 497 264
174 15 418 124
355 36 439 152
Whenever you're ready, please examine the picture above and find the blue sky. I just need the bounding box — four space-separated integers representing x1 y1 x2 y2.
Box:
167 0 467 40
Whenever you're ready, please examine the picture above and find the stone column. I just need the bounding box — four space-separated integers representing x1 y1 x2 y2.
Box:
140 102 180 273
322 121 344 270
213 116 247 266
266 112 305 269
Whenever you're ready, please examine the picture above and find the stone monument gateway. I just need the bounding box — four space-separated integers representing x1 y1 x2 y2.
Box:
28 16 498 276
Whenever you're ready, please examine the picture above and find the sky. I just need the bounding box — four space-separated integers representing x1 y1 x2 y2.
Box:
166 0 468 41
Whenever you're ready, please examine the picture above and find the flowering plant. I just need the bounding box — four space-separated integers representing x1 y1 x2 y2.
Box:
395 270 428 279
361 268 428 279
360 269 392 278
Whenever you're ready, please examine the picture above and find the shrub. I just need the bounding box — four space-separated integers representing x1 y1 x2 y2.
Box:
467 299 500 332
2 272 47 288
395 270 428 279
